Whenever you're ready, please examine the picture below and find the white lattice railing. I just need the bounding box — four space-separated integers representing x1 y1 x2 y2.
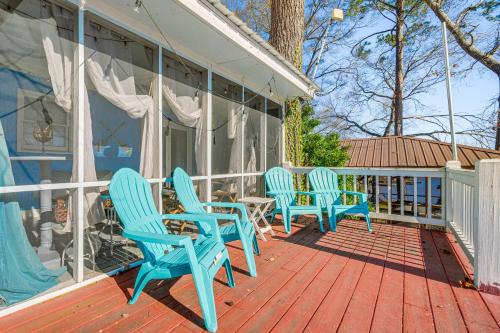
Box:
292 161 500 291
291 166 446 227
446 160 500 292
446 167 476 261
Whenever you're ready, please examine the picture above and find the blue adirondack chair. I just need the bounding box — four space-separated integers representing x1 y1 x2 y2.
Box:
109 168 234 332
172 167 259 278
308 167 372 232
264 167 323 234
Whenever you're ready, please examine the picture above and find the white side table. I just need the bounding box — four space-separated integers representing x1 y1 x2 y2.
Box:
10 156 66 268
238 197 275 241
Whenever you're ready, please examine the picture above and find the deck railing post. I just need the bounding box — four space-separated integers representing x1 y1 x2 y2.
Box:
75 3 85 283
473 159 500 292
156 46 163 212
445 160 461 232
206 67 213 205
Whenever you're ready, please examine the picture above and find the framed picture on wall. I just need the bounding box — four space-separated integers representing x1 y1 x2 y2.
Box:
16 89 71 153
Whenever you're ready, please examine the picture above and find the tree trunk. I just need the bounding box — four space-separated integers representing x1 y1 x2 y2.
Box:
384 106 395 136
270 0 304 68
393 0 404 136
270 0 305 167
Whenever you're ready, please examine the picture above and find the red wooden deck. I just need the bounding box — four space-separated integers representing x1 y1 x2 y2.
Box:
2 219 500 333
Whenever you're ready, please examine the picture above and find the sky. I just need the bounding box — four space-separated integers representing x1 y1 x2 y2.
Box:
427 65 497 147
314 5 499 149
223 0 499 149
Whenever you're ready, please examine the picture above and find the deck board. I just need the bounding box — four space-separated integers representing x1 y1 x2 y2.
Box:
1 219 499 333
420 230 468 333
402 226 436 333
431 231 499 332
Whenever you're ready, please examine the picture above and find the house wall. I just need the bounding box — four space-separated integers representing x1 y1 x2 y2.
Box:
0 0 285 314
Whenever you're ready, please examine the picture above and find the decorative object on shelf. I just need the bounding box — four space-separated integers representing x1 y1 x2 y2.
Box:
117 144 133 158
100 190 113 208
93 144 111 157
32 99 54 153
54 197 68 224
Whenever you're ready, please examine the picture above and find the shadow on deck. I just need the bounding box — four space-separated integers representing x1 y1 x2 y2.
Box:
1 218 499 333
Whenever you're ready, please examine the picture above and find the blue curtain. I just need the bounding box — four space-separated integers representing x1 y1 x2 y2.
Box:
0 121 65 306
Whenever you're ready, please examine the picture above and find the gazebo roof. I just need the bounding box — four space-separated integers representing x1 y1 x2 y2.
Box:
341 136 500 169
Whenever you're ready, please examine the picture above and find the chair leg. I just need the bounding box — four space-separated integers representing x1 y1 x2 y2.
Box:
252 233 260 256
328 207 337 232
192 270 218 332
270 212 276 224
283 210 291 234
224 258 235 288
129 265 152 305
316 213 325 232
285 218 291 234
241 237 258 277
365 212 372 233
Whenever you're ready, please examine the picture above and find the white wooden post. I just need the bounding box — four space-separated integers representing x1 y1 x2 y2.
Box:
75 3 85 283
240 85 245 199
445 160 461 231
387 176 390 213
426 177 432 220
400 176 404 216
413 177 418 217
263 98 268 172
353 175 357 205
473 159 500 292
156 46 163 212
343 174 347 204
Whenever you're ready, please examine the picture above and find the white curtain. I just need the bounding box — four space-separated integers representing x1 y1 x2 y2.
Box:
227 101 237 139
245 138 257 190
85 23 156 179
41 15 157 231
40 4 100 230
162 59 206 175
40 4 72 113
228 107 244 175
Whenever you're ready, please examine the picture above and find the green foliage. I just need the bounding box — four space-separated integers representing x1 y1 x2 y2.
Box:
301 103 350 167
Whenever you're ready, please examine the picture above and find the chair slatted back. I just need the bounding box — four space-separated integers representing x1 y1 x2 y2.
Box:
308 167 341 207
264 167 296 208
172 167 205 214
172 167 216 235
109 168 168 262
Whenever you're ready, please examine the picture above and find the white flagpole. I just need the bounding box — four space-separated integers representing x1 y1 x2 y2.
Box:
442 22 458 161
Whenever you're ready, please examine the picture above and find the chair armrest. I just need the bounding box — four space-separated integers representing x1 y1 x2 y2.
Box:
161 213 217 223
202 202 247 215
163 177 173 185
161 213 222 241
296 191 317 197
296 191 321 207
267 190 294 197
340 190 368 202
122 230 192 247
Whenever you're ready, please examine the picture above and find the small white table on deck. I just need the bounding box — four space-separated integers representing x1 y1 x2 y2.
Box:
238 197 275 241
